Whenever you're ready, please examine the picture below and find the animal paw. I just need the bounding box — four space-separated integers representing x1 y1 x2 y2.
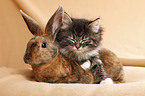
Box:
81 60 91 70
100 78 114 84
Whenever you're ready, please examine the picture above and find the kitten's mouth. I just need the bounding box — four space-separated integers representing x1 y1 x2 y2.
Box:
73 47 84 53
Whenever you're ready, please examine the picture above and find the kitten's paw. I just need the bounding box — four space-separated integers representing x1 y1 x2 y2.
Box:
81 60 91 70
100 78 114 84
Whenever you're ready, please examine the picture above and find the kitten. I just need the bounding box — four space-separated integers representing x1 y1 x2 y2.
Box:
55 12 107 83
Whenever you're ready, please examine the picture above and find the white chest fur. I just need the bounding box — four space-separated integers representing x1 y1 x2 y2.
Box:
81 60 91 70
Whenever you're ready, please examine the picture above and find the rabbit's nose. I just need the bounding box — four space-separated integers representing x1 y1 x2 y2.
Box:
24 56 30 64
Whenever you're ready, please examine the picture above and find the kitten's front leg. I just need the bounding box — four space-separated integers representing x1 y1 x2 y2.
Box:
90 57 113 84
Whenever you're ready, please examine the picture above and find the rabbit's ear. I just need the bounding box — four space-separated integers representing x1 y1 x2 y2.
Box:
20 10 43 36
45 6 63 40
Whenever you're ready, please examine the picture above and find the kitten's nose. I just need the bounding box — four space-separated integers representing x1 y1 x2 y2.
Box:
75 43 81 49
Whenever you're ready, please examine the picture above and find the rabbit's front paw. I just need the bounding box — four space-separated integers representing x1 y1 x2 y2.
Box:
100 78 114 84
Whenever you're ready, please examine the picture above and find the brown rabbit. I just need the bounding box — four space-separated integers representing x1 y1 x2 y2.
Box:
21 6 94 83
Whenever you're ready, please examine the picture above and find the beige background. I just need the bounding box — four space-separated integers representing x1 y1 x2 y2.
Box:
0 0 31 68
1 0 145 68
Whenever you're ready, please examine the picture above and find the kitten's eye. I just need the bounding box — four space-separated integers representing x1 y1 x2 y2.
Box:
41 42 47 48
70 39 75 43
67 38 75 44
81 40 90 44
81 40 95 46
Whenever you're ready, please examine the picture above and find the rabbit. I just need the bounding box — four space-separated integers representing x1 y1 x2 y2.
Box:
21 6 94 84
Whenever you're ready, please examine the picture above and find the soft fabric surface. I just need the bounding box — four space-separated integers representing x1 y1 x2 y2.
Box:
1 67 145 96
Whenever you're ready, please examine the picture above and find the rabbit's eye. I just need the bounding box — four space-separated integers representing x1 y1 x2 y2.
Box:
42 43 47 48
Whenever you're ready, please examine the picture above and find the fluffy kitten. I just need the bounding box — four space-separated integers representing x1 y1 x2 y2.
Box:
55 12 107 83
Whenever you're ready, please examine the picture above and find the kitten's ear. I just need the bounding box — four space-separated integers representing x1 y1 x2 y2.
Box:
20 10 43 36
45 6 63 38
61 12 72 29
89 18 100 33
